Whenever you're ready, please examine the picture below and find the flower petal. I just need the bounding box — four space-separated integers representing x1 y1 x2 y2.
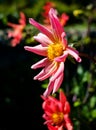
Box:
50 62 64 82
64 115 73 130
24 45 47 56
34 33 52 47
34 62 57 80
59 90 66 106
29 18 55 42
38 62 57 81
64 102 70 114
43 80 55 97
52 72 64 94
66 46 82 62
31 58 49 69
61 32 67 47
49 8 64 41
54 51 68 62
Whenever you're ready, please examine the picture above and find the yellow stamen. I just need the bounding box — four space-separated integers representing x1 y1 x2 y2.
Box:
51 112 64 126
47 43 63 61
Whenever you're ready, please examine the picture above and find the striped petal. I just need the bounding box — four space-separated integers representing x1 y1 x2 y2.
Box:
34 62 56 80
66 46 82 62
54 51 68 62
34 33 52 47
61 32 67 48
29 18 55 42
43 80 55 97
49 8 64 41
31 58 49 69
52 72 64 94
50 62 64 81
38 62 57 81
24 45 47 56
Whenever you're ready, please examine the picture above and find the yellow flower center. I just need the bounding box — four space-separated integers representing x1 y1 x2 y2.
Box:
51 112 64 126
47 43 64 61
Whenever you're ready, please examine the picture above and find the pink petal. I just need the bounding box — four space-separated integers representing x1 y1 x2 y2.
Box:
34 62 57 80
43 80 55 97
34 33 52 47
29 18 55 42
61 32 67 47
38 62 57 81
49 8 64 41
54 51 68 62
66 46 82 62
52 72 64 94
24 45 47 56
31 58 49 69
34 69 45 80
50 62 64 81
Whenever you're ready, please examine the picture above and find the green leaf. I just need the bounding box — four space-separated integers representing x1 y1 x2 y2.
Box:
74 100 81 107
89 96 96 108
91 109 96 118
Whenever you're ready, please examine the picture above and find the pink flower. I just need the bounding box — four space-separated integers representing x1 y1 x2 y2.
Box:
24 8 81 97
7 12 26 47
41 90 73 130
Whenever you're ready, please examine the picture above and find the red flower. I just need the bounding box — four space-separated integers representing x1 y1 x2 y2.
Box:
42 1 55 24
42 2 69 28
7 12 26 47
41 90 73 130
59 13 69 27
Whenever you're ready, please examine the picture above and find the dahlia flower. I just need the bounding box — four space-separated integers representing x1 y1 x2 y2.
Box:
24 8 81 97
7 12 26 47
41 90 73 130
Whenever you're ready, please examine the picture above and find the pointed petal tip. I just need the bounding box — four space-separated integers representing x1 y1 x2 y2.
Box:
31 65 35 69
33 76 37 80
29 18 33 24
24 46 28 50
77 57 82 62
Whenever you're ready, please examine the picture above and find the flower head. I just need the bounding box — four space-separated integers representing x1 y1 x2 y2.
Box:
7 12 26 47
41 90 73 130
24 8 81 97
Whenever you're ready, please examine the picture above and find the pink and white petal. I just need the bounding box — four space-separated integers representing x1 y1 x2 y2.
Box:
54 51 68 62
49 8 64 41
61 32 67 47
24 45 47 56
44 61 57 74
52 72 64 94
31 58 49 69
33 69 45 80
38 62 57 81
29 18 55 42
50 62 64 82
43 80 55 97
34 62 56 81
66 46 82 62
34 33 52 47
